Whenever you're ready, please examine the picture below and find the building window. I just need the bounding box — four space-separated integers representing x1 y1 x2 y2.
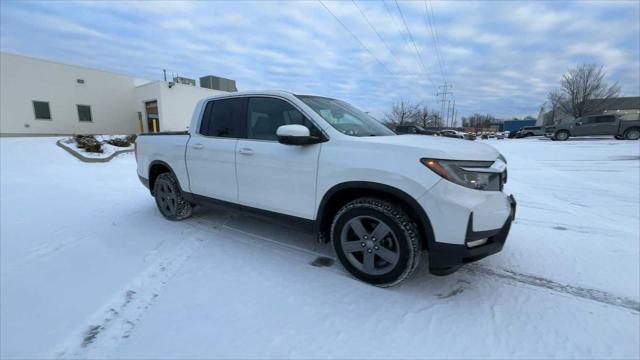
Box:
77 105 92 122
33 101 51 120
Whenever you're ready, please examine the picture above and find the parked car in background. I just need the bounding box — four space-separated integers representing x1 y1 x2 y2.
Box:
135 91 515 287
515 126 545 138
395 125 438 135
546 115 640 141
463 133 477 140
496 132 505 139
439 130 464 139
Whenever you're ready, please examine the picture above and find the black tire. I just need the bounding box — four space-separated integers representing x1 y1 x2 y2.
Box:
153 172 192 221
554 130 569 141
624 128 640 140
331 197 421 287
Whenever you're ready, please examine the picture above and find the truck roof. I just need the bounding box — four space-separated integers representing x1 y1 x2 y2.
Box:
199 90 297 102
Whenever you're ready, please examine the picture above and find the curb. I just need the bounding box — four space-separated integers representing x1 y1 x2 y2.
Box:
56 140 134 163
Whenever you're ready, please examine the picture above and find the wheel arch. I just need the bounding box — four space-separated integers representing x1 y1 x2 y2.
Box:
316 181 435 250
148 160 178 194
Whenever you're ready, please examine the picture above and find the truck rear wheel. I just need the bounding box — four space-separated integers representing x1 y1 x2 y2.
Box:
554 130 569 141
331 197 420 287
154 172 192 221
624 128 640 140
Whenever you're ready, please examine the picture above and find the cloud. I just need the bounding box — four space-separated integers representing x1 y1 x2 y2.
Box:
0 0 638 120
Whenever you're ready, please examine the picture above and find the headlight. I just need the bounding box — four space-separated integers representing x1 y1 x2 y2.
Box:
421 158 505 191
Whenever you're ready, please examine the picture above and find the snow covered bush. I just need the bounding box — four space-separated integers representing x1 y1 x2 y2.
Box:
104 135 137 148
73 135 103 153
105 137 131 147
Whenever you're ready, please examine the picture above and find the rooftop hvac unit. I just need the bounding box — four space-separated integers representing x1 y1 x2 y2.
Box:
200 75 238 92
173 76 196 86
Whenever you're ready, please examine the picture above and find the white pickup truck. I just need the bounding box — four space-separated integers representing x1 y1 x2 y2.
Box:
135 91 516 286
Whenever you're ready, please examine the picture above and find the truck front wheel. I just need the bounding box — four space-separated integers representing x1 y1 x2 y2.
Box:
154 172 193 221
331 197 421 287
624 128 640 140
554 130 569 141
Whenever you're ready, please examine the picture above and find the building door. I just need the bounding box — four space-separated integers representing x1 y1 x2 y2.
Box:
145 100 159 132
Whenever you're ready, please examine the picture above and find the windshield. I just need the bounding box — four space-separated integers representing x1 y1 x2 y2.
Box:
296 95 395 137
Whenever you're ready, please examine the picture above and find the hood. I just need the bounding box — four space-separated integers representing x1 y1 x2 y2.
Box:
358 135 501 161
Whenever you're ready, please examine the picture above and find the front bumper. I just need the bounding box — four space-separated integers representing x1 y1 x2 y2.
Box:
428 195 516 273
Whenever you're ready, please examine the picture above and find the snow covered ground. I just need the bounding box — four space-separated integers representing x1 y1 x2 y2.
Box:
1 136 638 359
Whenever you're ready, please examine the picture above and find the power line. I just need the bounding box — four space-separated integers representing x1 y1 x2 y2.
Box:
351 0 413 79
318 0 400 81
381 0 413 59
393 0 437 88
423 0 446 83
428 2 450 85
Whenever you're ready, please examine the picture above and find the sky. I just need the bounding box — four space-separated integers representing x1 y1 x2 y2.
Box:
1 0 639 120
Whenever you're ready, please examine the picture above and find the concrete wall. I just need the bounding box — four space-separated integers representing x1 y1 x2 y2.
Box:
134 81 224 132
0 52 147 135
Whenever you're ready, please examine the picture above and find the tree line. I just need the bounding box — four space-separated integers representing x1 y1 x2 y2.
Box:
383 102 444 129
383 101 500 131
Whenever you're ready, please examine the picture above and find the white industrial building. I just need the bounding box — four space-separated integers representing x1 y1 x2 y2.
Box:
0 52 236 136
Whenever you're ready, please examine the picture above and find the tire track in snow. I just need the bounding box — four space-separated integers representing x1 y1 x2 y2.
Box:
465 264 640 312
52 233 206 359
192 213 640 312
1 234 88 277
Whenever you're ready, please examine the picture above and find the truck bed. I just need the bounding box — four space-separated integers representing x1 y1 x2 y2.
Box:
135 132 191 192
138 131 189 136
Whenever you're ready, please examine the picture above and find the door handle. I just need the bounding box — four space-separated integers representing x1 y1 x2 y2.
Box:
192 143 204 150
238 147 254 155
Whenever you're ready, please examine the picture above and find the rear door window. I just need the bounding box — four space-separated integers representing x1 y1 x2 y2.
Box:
199 98 246 138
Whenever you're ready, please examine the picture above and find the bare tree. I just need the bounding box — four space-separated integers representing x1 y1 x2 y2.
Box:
384 100 419 127
414 105 442 128
546 90 564 125
558 63 621 118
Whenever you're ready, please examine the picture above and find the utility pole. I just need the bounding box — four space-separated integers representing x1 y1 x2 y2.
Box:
436 81 452 128
446 100 451 128
454 108 458 127
451 100 456 128
163 69 167 82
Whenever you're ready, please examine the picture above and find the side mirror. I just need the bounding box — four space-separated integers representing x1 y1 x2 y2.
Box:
276 124 324 145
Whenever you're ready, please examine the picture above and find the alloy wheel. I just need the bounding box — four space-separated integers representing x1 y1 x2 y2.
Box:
340 216 400 275
156 181 177 216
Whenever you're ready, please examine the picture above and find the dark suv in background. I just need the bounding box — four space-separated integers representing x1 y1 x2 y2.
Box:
395 125 438 135
546 115 640 141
